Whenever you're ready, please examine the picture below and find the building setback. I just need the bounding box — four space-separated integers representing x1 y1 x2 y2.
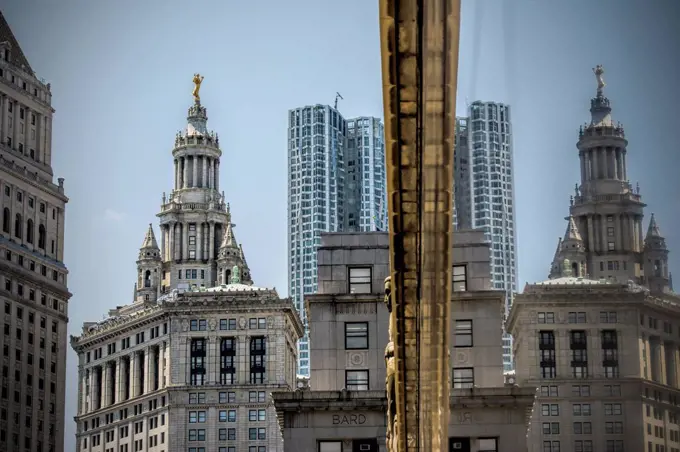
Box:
0 12 71 452
287 106 386 377
508 68 677 452
70 90 303 452
273 230 534 452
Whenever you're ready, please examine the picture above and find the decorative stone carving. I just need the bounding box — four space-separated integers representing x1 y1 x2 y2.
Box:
209 318 217 331
181 320 190 332
239 317 247 329
267 316 274 329
347 351 367 367
454 349 469 365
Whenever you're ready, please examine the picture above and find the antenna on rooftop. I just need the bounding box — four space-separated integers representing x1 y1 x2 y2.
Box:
334 92 344 110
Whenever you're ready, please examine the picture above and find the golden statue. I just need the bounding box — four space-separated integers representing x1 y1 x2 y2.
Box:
593 65 605 92
384 276 398 451
192 73 205 102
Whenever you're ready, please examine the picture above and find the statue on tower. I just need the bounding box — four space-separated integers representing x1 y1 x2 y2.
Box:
593 65 606 93
192 73 205 102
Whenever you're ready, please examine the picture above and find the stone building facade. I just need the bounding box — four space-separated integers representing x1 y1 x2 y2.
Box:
508 68 677 452
273 231 535 452
0 13 70 452
70 88 303 452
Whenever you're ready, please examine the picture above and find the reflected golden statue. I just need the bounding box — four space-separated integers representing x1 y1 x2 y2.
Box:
593 65 605 92
384 276 398 451
192 73 205 102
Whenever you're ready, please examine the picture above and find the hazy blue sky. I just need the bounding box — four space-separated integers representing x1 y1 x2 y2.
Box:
4 1 680 449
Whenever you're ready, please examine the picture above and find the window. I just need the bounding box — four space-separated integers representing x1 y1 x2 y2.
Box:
345 370 369 390
575 440 593 452
319 442 342 452
344 322 368 349
348 267 371 294
540 385 558 397
220 338 236 385
604 403 622 415
605 421 623 434
190 339 206 386
249 337 266 384
188 411 206 423
188 429 206 441
453 265 467 291
541 404 559 416
599 312 617 323
568 312 587 323
601 330 619 378
189 393 205 404
452 367 474 388
478 438 498 452
542 422 560 434
607 241 615 251
454 320 473 347
571 385 590 397
570 331 588 378
573 422 592 434
538 312 555 324
572 404 591 416
539 331 556 379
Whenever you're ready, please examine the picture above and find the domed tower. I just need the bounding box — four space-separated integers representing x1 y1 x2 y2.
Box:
549 216 588 278
568 65 646 282
156 75 230 291
216 222 253 285
136 224 162 302
643 214 670 294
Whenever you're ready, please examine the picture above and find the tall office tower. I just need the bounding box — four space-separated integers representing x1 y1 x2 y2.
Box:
287 106 386 377
453 117 471 230
456 101 517 371
0 13 70 452
71 88 303 452
345 117 386 232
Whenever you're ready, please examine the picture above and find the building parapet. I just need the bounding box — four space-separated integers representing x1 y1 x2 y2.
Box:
0 151 66 199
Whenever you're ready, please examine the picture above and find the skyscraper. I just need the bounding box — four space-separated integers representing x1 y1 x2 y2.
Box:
455 101 517 371
0 12 71 452
287 106 385 376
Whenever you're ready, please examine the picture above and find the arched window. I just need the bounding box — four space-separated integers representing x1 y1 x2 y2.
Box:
225 269 231 284
144 270 151 288
14 214 22 239
38 224 46 249
26 219 34 244
571 262 579 277
2 208 9 233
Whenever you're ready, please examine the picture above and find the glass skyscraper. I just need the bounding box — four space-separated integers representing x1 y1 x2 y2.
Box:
455 101 517 372
287 106 385 376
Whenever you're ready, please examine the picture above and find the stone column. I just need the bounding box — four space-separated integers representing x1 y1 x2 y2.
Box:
115 357 124 403
160 225 166 262
601 215 608 253
591 149 599 179
579 153 586 184
675 347 680 389
12 100 19 148
161 341 168 388
174 159 179 189
182 157 188 189
240 336 249 385
659 341 668 386
103 362 112 407
637 218 644 253
197 222 203 261
182 223 189 261
208 336 218 384
95 366 103 410
214 160 220 192
192 156 198 188
587 216 595 253
208 222 215 261
202 156 208 188
81 370 89 414
145 347 153 393
627 216 635 252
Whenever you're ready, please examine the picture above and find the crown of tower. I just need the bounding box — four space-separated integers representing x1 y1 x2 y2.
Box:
563 215 583 243
645 213 667 250
579 65 625 138
138 224 160 260
220 223 238 251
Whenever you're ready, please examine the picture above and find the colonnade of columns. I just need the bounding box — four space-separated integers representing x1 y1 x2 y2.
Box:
0 94 50 164
80 342 169 414
644 336 680 389
580 146 627 184
160 222 220 262
578 213 644 254
174 155 219 191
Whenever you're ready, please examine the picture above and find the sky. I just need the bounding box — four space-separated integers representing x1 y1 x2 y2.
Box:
3 0 680 449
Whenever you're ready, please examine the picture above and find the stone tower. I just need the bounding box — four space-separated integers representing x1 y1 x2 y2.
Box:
550 216 587 278
217 219 253 285
135 224 162 302
149 81 250 294
547 66 673 291
566 66 647 282
643 213 671 293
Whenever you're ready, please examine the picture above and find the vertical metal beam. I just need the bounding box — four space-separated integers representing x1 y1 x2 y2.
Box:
379 0 461 450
